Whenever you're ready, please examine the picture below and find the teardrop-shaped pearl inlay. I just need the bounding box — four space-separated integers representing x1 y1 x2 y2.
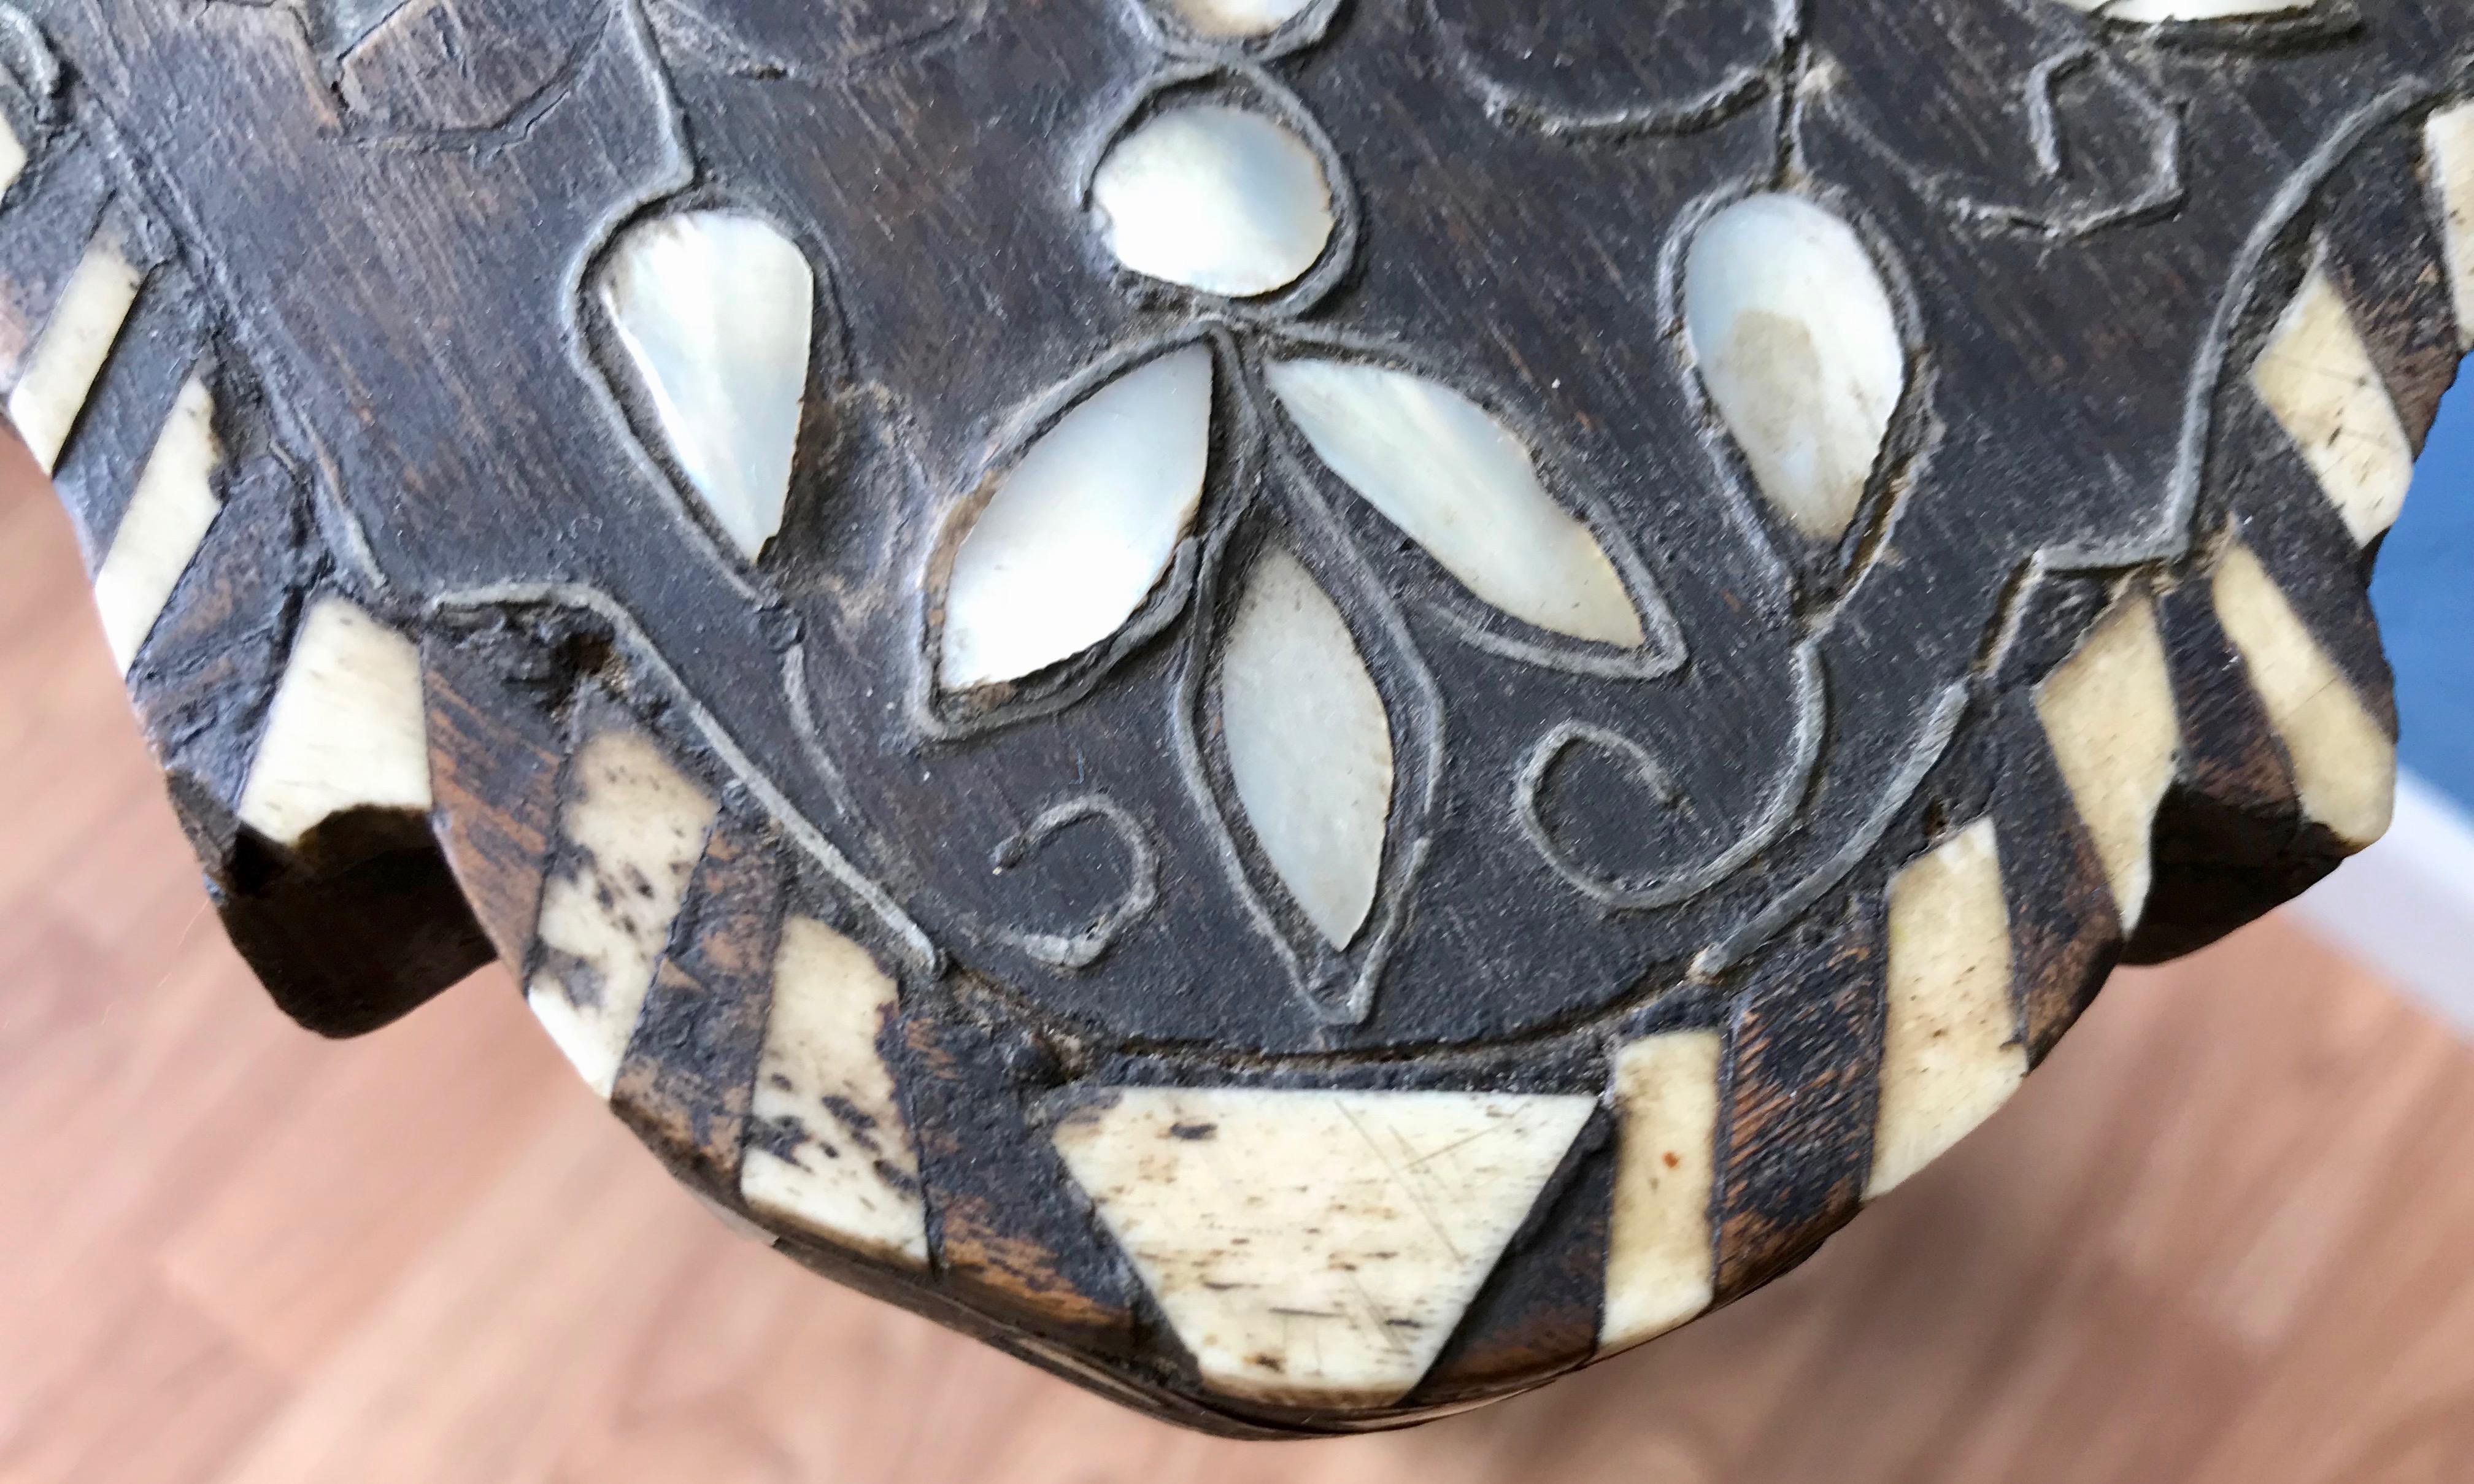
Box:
1091 103 1335 298
1151 0 1317 37
1265 359 1644 647
1684 193 1905 544
1220 545 1393 948
601 210 814 559
941 346 1214 690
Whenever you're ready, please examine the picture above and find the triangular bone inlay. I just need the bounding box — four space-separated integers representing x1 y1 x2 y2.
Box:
1050 1086 1593 1407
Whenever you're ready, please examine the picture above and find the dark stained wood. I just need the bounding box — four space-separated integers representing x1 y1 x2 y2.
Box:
420 629 570 974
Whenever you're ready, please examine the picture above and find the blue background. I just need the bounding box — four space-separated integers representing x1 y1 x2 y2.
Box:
2381 382 2474 811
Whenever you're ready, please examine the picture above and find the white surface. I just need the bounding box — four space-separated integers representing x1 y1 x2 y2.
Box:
2035 594 2179 933
1684 193 1904 543
1091 103 1334 298
1267 357 1643 645
2249 266 2414 546
1219 545 1393 947
941 346 1212 688
1050 1086 1593 1405
1599 1031 1720 1354
92 375 220 674
2429 105 2474 352
601 210 812 559
0 114 24 205
8 234 141 472
1154 0 1316 36
234 598 431 848
2213 543 2395 847
2293 771 2474 1032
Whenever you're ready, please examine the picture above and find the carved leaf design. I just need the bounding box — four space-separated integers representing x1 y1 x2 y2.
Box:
1428 0 1788 131
1264 358 1644 647
939 345 1214 691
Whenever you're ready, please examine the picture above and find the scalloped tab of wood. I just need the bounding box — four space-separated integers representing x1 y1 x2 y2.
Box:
1050 1087 1593 1405
92 374 220 674
1867 818 2024 1199
1598 1031 1719 1355
739 915 928 1268
2248 264 2413 545
2211 543 2395 847
525 728 718 1099
2034 594 2178 934
2430 103 2474 350
6 229 141 472
234 597 431 848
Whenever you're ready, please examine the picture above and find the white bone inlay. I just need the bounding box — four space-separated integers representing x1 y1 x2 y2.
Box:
2248 265 2413 545
1220 545 1393 947
941 345 1212 689
2212 543 2395 847
2048 0 2313 18
93 375 220 674
1598 1031 1720 1355
2430 104 2474 350
1050 1087 1593 1405
1684 193 1905 543
525 729 718 1099
1266 358 1643 646
599 210 812 559
1090 103 1335 298
1154 0 1316 36
2035 594 2179 933
0 114 25 205
234 598 431 848
7 233 142 472
739 916 928 1267
1867 819 2024 1199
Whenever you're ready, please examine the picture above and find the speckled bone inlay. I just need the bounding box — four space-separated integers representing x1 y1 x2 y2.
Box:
5 0 2460 1439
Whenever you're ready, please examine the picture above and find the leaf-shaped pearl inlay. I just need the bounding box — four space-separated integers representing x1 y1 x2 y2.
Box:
1265 359 1643 647
1092 104 1335 298
1220 546 1393 948
601 210 814 559
1152 0 1316 37
941 346 1214 690
1684 194 1905 544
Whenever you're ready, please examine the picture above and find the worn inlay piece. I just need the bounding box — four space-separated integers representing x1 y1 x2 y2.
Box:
1867 819 2024 1199
598 209 813 560
233 597 431 850
1684 193 1904 544
1265 358 1641 645
1090 103 1335 298
2034 594 2180 934
1050 1088 1593 1405
2248 264 2414 546
525 727 719 1099
2430 104 2474 350
940 345 1212 689
1598 1031 1721 1355
740 915 928 1268
1218 545 1393 948
6 230 141 472
2211 543 2397 847
91 374 219 674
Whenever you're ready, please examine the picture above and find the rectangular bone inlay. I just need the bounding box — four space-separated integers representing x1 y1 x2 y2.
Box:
1867 818 2025 1199
525 729 718 1099
7 231 142 472
2034 593 2179 934
0 113 24 206
234 596 431 848
2426 103 2474 350
1598 1030 1721 1355
92 374 220 673
2248 264 2414 545
1050 1087 1594 1406
2211 542 2396 847
739 915 928 1268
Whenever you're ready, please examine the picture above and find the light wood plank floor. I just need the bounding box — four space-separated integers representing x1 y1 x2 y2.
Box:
7 463 2474 1484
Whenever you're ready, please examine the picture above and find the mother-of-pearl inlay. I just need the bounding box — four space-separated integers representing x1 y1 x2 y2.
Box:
1090 102 1335 298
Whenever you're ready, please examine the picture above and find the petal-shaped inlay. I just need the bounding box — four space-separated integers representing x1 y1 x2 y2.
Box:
1090 103 1334 298
1265 359 1644 646
1150 0 1315 36
940 346 1213 689
599 210 813 559
1220 546 1392 947
1684 194 1905 543
2047 0 2312 18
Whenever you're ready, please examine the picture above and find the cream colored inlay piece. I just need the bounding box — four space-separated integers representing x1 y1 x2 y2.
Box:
2035 593 2179 933
2248 264 2414 545
7 233 142 472
2211 542 2395 847
92 375 220 674
1598 1031 1720 1355
739 916 928 1268
0 115 25 205
234 598 430 848
1050 1086 1593 1405
1867 819 2024 1199
1091 103 1335 298
2429 104 2474 351
524 729 718 1099
1154 0 1316 37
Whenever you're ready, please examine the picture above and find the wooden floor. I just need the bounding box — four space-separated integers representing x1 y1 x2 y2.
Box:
9 469 2474 1484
